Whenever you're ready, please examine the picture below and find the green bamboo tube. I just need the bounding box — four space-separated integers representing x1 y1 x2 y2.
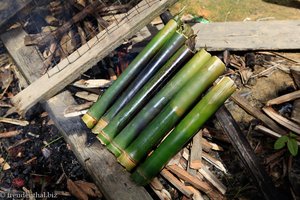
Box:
92 26 193 134
82 18 179 128
117 56 225 169
131 77 236 185
96 44 194 143
97 49 211 145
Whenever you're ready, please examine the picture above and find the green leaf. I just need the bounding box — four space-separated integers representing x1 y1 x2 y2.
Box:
274 135 288 150
287 138 298 156
289 132 297 138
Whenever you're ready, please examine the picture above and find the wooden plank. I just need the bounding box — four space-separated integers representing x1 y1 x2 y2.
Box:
45 91 152 200
215 106 284 200
193 20 300 51
189 130 202 169
2 28 153 200
160 169 193 198
1 28 44 83
0 0 32 31
10 0 178 115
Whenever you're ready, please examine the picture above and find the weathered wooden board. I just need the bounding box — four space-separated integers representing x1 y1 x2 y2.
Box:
11 0 178 115
1 19 154 200
193 20 300 51
0 0 32 31
1 28 44 83
216 106 285 200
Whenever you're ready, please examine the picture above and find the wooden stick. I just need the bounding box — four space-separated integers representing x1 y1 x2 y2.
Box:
73 79 112 89
230 93 287 134
166 165 211 193
0 130 22 138
198 165 226 195
215 105 284 200
202 152 227 173
189 130 202 169
160 169 193 198
7 138 30 151
0 117 29 126
263 106 300 135
255 125 300 144
266 90 300 106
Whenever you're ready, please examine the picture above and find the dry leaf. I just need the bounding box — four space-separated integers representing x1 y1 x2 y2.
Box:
67 179 88 200
75 180 102 198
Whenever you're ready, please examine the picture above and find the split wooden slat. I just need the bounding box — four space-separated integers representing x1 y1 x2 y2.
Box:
160 169 193 198
189 130 202 170
166 165 211 193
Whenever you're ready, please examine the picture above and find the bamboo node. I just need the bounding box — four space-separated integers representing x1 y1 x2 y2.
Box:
107 141 122 157
92 118 109 134
118 152 137 171
97 130 112 145
81 113 97 128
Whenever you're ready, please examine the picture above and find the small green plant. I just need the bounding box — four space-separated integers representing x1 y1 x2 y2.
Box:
274 132 298 156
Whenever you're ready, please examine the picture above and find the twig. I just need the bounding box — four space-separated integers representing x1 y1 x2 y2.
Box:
266 90 300 106
0 117 29 126
7 138 30 151
263 106 300 135
230 93 286 134
0 130 22 138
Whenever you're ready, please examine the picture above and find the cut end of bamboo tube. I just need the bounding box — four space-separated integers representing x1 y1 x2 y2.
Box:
97 130 112 145
106 141 122 157
92 118 109 134
118 152 137 171
81 113 97 129
131 168 150 186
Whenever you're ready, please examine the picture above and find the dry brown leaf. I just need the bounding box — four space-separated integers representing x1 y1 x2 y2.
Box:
67 179 88 200
74 180 102 198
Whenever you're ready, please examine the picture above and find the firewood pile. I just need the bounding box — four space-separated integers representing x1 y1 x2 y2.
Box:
17 0 144 74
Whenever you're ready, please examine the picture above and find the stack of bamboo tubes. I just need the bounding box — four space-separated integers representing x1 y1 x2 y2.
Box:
82 16 236 185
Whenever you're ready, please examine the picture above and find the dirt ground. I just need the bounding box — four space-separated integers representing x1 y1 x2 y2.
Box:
171 0 300 21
